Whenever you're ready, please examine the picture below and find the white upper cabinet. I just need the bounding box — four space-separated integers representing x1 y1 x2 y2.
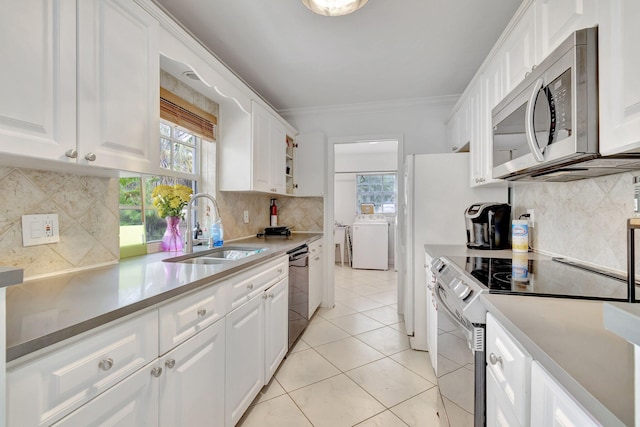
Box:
220 101 290 195
78 0 160 173
294 131 325 197
0 0 77 161
535 0 599 61
501 5 537 93
0 0 160 175
598 0 640 155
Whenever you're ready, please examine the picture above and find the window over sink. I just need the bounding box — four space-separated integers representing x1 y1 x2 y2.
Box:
119 87 217 257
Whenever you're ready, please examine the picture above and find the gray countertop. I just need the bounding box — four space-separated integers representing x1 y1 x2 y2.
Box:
0 267 23 289
604 302 640 347
6 233 321 362
425 244 633 427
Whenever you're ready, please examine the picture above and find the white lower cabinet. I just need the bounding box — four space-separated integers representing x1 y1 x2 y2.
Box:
225 277 288 426
159 318 226 427
7 310 158 427
308 240 323 318
51 361 159 427
530 361 600 427
486 313 531 427
8 256 291 427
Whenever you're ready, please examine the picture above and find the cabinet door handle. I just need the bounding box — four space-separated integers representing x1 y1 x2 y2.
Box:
314 256 320 261
262 294 268 300
98 358 114 371
165 359 176 369
65 149 78 159
197 308 207 317
151 367 163 378
84 152 97 162
247 283 254 290
489 353 503 368
268 293 274 299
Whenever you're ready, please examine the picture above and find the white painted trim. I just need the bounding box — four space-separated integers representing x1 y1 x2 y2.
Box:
0 288 5 427
325 133 404 310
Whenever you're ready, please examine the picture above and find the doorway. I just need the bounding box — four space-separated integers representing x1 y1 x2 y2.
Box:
324 135 403 311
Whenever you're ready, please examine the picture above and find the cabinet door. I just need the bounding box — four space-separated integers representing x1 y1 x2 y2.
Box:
309 247 323 318
486 313 531 426
0 0 76 161
294 131 325 197
7 310 158 427
270 120 287 194
530 361 599 427
251 101 272 192
160 318 225 427
535 0 598 60
77 0 160 173
51 363 159 427
598 0 640 155
426 265 438 371
225 294 265 427
486 368 522 427
501 5 537 92
264 278 288 382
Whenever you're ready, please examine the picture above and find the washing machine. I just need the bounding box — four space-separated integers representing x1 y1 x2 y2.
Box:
351 214 389 270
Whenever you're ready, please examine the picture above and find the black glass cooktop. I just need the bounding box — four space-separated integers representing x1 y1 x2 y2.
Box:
456 255 631 301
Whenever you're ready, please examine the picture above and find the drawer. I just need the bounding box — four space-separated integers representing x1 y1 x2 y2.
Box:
229 256 288 310
486 313 531 427
159 281 227 354
7 310 158 427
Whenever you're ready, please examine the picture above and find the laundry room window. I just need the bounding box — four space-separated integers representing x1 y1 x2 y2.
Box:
356 173 397 214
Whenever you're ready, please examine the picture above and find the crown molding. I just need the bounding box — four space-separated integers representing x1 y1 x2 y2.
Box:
279 95 459 119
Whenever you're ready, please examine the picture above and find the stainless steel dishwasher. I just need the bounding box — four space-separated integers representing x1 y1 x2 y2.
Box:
287 244 309 349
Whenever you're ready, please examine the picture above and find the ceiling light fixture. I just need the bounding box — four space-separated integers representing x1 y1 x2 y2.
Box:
301 0 369 16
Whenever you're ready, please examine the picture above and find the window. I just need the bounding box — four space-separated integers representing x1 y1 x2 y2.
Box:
119 88 217 256
356 173 397 214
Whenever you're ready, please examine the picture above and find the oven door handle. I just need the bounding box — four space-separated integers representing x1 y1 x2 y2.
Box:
434 283 472 334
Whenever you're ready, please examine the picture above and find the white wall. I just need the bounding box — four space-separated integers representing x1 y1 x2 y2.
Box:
281 97 457 156
335 151 398 173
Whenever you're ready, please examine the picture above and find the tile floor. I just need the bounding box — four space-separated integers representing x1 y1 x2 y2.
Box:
238 265 441 427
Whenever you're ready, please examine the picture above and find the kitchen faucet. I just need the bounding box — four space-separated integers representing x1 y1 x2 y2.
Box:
185 192 221 254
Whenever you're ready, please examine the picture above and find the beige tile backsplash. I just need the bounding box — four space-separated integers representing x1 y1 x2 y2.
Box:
0 167 120 278
0 165 323 278
512 171 636 273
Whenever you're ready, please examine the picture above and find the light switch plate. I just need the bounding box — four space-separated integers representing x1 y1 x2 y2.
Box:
22 214 60 246
243 210 249 223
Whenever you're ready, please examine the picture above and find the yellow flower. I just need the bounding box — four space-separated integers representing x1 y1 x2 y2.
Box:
151 184 193 218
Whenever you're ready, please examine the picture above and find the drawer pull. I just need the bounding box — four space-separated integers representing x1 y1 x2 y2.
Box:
151 367 163 378
489 353 503 368
277 268 283 273
98 358 114 371
247 283 254 290
197 308 207 317
165 359 176 369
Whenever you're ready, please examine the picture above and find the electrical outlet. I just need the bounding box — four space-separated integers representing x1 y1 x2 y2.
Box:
22 214 60 246
243 210 249 224
527 209 535 227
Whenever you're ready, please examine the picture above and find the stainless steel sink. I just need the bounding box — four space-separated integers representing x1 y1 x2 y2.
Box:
163 246 268 264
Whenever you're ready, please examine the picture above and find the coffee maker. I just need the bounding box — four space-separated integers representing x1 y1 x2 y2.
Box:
465 203 511 250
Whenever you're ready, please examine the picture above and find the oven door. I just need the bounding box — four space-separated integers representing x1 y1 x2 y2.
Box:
434 283 485 427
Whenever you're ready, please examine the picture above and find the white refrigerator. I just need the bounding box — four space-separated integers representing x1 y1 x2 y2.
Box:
399 153 508 351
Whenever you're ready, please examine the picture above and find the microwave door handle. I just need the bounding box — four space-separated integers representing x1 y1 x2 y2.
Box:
525 78 546 162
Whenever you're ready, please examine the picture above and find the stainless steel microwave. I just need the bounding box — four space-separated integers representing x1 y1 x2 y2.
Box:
491 27 602 181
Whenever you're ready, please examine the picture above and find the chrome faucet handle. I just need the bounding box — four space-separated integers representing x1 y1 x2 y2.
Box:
185 193 222 254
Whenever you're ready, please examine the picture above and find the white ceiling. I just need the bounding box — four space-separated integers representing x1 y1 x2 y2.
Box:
153 0 522 112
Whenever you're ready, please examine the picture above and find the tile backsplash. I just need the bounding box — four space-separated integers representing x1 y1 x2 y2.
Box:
0 165 323 279
512 171 636 273
0 167 120 278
